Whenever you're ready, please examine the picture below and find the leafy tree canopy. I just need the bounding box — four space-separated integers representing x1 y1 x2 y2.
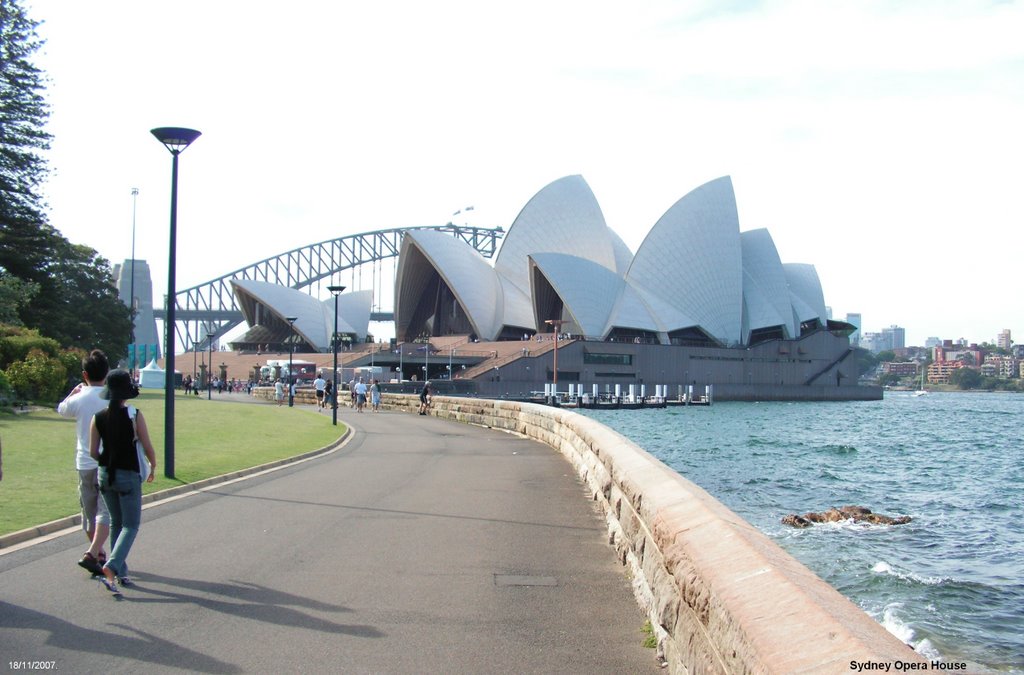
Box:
0 271 39 324
950 367 982 390
20 241 131 358
0 0 57 279
852 347 879 377
1 0 131 360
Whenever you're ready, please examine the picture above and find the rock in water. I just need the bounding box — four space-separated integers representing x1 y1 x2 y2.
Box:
781 505 912 527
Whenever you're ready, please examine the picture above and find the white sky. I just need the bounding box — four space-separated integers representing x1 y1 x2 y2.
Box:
31 0 1024 348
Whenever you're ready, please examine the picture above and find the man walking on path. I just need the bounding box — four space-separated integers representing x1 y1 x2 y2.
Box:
313 373 327 411
56 349 111 575
354 378 368 413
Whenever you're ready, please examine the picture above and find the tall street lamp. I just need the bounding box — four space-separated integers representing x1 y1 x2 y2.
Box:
152 126 201 479
286 316 298 407
207 332 215 400
545 319 566 390
129 187 139 376
327 286 346 426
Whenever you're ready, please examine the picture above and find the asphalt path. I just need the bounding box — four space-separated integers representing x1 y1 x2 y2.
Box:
0 399 658 674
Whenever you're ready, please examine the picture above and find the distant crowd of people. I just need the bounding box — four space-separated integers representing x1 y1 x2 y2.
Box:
182 375 254 396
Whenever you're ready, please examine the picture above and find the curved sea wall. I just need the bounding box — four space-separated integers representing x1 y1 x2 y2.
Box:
383 393 924 674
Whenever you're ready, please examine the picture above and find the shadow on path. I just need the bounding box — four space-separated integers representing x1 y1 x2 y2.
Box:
0 601 242 674
113 573 385 638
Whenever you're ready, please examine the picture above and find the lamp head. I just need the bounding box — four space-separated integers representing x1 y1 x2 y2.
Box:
327 285 346 295
151 127 202 154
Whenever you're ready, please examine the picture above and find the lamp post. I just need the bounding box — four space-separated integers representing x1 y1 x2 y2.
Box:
129 187 139 376
286 316 298 407
151 126 201 479
327 286 346 426
545 319 566 390
207 332 214 400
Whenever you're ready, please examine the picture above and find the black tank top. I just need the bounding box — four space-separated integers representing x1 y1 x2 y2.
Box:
94 407 140 475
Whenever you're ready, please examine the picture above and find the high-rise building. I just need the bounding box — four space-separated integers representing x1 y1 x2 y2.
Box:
997 329 1012 350
845 313 861 347
881 325 905 351
113 259 160 359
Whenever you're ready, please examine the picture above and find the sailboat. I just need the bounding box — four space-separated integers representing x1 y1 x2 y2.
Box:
912 366 928 396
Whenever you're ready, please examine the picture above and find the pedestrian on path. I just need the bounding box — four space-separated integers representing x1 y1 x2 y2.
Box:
57 349 111 577
90 370 157 596
324 379 334 411
419 381 432 415
370 379 381 412
274 379 285 406
355 378 368 413
313 373 327 411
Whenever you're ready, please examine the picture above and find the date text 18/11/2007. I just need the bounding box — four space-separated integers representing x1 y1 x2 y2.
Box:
9 663 59 671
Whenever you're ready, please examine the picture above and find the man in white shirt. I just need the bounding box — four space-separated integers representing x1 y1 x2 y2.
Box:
354 378 368 413
57 349 111 575
313 373 327 411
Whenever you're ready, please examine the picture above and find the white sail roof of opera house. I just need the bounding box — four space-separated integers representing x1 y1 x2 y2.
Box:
622 176 743 346
393 173 835 347
528 253 626 337
395 230 504 341
231 279 372 350
783 263 828 327
740 228 798 341
495 175 627 298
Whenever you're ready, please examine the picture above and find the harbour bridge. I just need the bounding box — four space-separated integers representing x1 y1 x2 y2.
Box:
151 224 505 352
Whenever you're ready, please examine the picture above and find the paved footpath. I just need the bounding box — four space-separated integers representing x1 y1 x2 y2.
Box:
0 400 658 674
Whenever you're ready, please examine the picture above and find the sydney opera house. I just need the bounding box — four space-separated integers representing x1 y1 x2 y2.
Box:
391 175 872 400
230 174 876 401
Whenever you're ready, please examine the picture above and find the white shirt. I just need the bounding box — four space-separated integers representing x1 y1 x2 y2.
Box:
355 381 368 395
57 385 107 470
313 377 326 392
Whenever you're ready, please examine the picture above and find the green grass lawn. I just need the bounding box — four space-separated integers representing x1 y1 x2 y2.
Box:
0 391 345 536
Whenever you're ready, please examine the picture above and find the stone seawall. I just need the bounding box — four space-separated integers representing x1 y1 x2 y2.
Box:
384 393 924 674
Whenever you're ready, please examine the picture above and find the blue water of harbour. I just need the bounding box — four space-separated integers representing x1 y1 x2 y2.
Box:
581 392 1024 673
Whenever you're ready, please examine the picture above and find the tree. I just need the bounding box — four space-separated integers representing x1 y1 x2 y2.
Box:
5 347 68 402
0 271 38 324
0 0 130 359
877 372 902 388
0 0 59 281
0 324 83 402
21 240 131 359
950 367 982 390
852 347 879 377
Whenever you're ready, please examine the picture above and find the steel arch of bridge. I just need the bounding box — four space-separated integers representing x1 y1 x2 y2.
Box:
169 225 504 351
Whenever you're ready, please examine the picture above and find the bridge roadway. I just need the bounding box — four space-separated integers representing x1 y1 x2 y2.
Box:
0 396 657 674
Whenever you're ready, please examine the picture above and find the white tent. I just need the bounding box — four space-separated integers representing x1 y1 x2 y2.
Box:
139 358 165 389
